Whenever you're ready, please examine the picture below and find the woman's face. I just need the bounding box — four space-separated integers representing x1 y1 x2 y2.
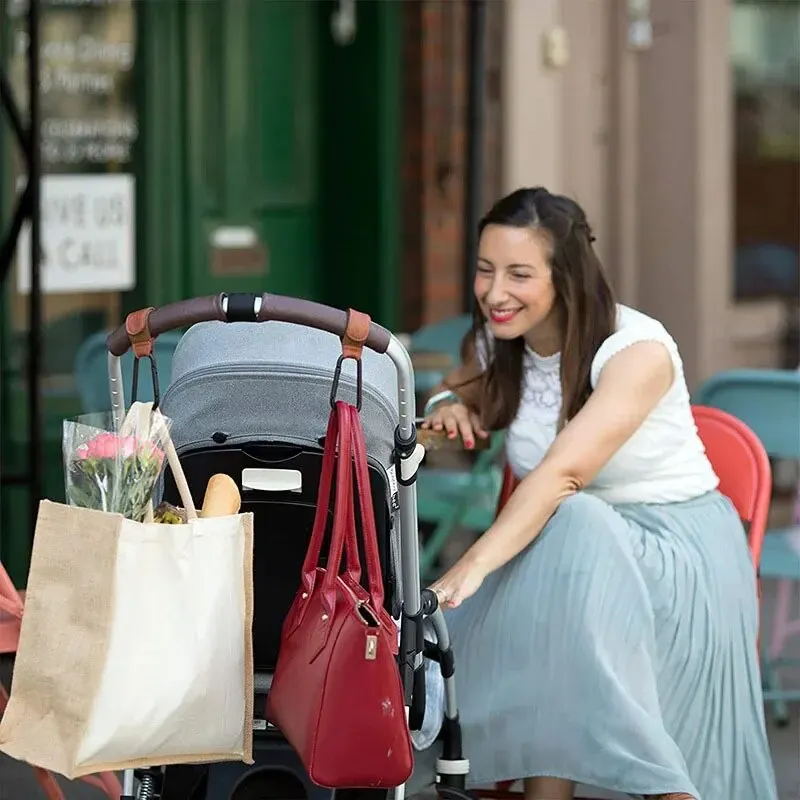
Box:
474 224 559 345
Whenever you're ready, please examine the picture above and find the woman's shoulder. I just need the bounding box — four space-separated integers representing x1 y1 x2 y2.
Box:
590 305 683 388
615 304 673 335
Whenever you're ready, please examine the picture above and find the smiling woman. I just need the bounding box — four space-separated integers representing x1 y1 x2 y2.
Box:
417 187 778 800
469 191 616 434
476 227 559 332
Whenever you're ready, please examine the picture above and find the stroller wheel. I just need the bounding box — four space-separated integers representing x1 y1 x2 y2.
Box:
231 768 306 800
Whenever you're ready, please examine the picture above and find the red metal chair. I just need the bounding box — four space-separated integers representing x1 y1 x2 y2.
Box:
0 565 122 799
691 405 772 569
479 405 771 799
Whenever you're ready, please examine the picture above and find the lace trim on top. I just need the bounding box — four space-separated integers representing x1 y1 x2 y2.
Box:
522 346 561 414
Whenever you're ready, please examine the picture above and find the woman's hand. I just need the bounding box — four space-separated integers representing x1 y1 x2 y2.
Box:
421 401 489 450
429 553 488 609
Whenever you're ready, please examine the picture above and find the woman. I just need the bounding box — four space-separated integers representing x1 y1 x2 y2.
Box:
417 188 778 800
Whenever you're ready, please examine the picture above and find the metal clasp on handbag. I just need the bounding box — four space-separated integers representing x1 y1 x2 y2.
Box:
365 634 378 660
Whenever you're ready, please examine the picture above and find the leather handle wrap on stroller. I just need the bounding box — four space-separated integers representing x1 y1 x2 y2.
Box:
257 294 391 353
106 292 392 356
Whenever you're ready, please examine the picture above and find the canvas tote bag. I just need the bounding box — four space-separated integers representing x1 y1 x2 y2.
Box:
0 413 255 778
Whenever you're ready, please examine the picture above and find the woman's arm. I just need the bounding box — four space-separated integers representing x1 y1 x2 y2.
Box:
421 340 489 445
428 334 485 414
430 340 675 606
435 363 483 412
470 340 674 573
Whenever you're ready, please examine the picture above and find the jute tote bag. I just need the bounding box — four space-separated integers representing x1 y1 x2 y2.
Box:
0 414 254 778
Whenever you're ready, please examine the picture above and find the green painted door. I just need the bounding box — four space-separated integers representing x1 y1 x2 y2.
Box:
140 0 401 320
0 0 402 585
182 0 319 300
316 0 401 328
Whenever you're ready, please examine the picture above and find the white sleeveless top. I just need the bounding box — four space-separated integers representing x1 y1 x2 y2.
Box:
480 305 719 504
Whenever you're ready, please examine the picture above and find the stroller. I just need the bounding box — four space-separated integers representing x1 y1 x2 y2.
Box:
106 293 471 800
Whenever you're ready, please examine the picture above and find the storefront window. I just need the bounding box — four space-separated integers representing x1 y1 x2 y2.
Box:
4 0 137 397
731 0 800 301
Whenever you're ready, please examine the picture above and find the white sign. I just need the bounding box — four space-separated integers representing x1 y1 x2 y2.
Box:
17 173 135 294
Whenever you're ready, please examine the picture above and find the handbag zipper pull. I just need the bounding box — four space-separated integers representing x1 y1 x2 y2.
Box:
365 634 378 660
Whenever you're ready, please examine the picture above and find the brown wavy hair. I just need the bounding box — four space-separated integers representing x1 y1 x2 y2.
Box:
456 187 617 432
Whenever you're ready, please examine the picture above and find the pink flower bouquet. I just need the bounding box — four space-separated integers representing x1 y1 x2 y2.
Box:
63 403 173 522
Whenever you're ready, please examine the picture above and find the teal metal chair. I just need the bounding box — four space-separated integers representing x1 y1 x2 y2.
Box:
694 368 800 724
416 436 505 579
407 315 506 579
73 330 184 413
408 314 473 394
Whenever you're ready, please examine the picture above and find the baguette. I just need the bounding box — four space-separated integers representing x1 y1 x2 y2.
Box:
200 473 241 518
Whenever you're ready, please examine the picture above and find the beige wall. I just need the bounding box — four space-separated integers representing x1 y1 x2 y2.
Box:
501 0 787 391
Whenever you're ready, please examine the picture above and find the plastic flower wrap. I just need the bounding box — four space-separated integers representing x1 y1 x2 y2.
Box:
63 402 172 522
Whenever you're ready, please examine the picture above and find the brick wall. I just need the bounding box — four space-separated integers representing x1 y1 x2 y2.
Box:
483 1 505 220
400 0 504 333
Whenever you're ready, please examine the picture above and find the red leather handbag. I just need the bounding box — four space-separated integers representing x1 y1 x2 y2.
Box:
266 401 413 788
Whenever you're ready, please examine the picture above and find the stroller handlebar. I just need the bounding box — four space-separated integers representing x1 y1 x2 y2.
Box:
106 292 393 356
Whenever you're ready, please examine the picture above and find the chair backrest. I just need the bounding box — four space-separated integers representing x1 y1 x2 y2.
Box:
497 463 517 516
693 369 800 460
73 330 184 413
0 562 23 619
495 404 772 569
409 315 472 394
409 314 472 360
692 405 772 568
0 560 24 655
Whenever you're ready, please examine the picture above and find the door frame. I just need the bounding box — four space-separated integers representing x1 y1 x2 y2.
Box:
375 0 402 331
134 0 186 310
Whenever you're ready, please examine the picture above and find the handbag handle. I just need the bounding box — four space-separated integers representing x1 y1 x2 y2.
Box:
318 402 355 615
347 404 386 611
301 403 361 594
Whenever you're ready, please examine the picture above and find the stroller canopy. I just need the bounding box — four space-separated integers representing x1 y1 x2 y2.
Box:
161 321 400 472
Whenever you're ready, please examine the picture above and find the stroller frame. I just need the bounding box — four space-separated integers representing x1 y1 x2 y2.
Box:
106 293 470 800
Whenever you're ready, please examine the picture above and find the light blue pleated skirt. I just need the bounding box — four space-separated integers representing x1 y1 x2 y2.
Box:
410 490 778 800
